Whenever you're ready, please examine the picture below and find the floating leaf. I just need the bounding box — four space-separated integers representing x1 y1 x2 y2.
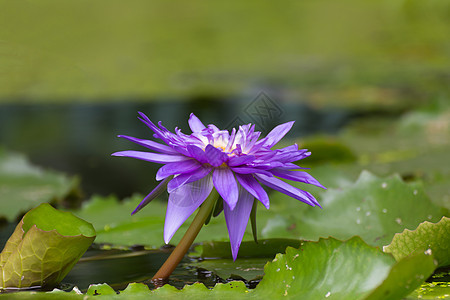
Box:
119 282 151 295
260 171 446 247
0 203 95 290
0 149 79 222
384 216 450 268
253 237 435 300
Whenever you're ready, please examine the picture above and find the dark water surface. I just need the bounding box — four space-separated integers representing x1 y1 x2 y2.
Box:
0 97 351 198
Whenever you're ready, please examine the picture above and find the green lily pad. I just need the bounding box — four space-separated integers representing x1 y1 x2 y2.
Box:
259 171 446 247
151 281 249 299
86 283 116 296
254 237 435 300
384 217 450 268
119 282 150 295
0 203 95 290
0 148 79 222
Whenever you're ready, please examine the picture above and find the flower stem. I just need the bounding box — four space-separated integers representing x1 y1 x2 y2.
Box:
151 189 219 284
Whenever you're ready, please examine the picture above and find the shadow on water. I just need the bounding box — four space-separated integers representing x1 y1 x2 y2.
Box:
0 95 352 198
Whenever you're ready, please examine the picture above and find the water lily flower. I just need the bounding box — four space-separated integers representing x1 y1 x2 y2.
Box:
112 112 324 260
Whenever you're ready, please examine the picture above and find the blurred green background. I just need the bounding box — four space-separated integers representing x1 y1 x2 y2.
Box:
0 0 448 105
0 0 449 198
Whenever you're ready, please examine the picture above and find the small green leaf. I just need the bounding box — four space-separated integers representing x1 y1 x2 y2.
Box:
151 281 249 299
120 282 150 295
0 203 95 290
384 216 450 268
86 283 116 296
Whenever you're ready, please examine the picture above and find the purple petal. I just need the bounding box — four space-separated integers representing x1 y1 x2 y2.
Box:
205 144 228 167
224 185 254 260
164 175 214 243
188 113 206 133
235 174 270 209
156 160 202 181
213 168 239 210
274 151 311 163
207 124 220 133
259 121 295 148
247 161 284 169
167 166 212 193
187 145 208 164
270 169 326 189
131 176 172 215
255 173 318 207
224 128 236 152
117 135 178 154
112 150 190 163
137 112 164 139
230 167 273 177
228 155 255 167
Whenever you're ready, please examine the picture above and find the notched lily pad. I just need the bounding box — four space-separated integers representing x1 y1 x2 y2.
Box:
86 283 116 296
384 216 450 268
0 203 95 290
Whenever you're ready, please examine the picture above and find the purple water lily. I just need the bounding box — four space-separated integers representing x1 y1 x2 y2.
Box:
113 112 324 260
